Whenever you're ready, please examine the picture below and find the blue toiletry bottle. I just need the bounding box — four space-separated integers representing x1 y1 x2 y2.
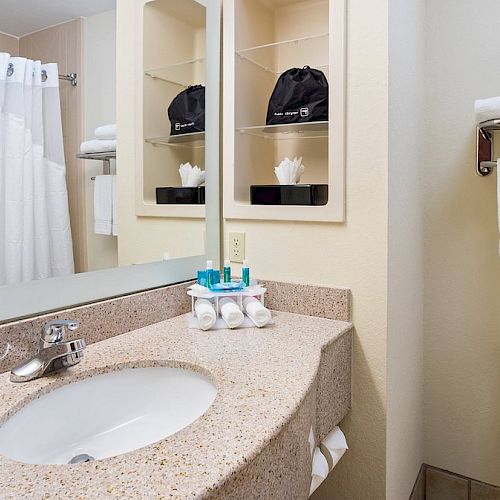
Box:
206 260 214 288
197 270 207 286
242 259 250 287
223 259 231 283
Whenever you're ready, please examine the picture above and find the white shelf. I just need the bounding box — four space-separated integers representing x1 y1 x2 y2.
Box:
145 131 205 148
236 121 328 140
144 57 205 87
236 33 329 75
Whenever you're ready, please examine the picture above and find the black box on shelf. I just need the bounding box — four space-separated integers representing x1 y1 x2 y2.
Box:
250 184 328 206
156 186 205 204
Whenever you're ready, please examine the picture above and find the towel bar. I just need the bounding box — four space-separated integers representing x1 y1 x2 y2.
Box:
76 152 115 181
477 119 500 176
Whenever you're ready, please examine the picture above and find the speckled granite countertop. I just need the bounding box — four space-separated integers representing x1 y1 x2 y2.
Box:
0 311 352 499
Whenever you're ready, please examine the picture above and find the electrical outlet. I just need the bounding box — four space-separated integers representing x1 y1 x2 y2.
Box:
229 232 245 263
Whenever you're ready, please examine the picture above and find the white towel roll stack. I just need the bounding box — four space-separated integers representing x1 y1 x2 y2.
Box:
195 299 217 331
243 296 271 327
219 297 244 329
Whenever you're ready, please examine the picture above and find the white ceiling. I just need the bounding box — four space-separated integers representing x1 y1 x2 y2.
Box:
0 0 116 37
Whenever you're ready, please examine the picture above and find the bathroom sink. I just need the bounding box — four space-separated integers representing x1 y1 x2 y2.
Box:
0 367 217 465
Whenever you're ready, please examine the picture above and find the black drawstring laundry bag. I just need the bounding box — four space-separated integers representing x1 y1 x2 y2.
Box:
266 66 328 125
168 85 205 135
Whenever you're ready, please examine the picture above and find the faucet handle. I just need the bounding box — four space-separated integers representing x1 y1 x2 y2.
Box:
41 319 79 344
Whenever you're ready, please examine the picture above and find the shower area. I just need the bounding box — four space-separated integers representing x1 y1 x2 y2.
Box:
0 21 84 284
0 9 118 286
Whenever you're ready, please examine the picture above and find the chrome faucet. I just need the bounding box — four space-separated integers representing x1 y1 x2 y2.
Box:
10 320 86 383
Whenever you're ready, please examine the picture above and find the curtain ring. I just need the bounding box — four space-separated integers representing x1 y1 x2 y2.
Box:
6 63 13 77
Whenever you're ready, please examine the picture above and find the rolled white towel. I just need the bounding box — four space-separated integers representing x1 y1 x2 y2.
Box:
80 139 116 154
243 296 271 327
195 298 216 331
219 297 244 329
475 96 500 124
94 124 117 140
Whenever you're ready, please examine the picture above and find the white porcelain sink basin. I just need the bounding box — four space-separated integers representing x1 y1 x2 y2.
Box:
0 367 217 465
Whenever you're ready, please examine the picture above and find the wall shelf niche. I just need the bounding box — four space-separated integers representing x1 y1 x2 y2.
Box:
139 0 207 219
223 0 346 222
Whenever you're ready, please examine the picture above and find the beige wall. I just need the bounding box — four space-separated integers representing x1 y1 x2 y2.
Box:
386 0 425 498
83 10 118 272
423 0 500 486
0 32 18 55
19 20 86 273
226 0 389 497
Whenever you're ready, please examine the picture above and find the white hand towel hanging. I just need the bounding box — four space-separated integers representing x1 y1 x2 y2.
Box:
94 175 117 236
111 175 118 236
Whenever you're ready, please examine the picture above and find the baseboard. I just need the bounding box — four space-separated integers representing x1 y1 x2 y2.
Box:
410 464 500 500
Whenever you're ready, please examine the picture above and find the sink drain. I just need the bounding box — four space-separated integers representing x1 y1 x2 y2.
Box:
68 453 95 464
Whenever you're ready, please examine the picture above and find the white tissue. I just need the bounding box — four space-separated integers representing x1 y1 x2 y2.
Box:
243 296 271 327
320 426 348 472
178 162 206 187
195 298 217 331
308 427 316 457
219 297 244 329
274 156 306 185
308 427 348 497
309 447 329 496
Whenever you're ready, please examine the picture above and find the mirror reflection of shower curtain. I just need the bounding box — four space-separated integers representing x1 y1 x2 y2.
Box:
0 53 74 286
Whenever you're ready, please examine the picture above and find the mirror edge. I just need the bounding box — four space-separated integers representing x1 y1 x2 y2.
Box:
0 255 206 324
0 0 222 324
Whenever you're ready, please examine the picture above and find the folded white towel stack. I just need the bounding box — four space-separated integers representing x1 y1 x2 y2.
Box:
94 175 118 236
243 296 271 327
474 96 500 124
80 139 116 154
94 124 116 140
195 299 217 331
219 297 244 329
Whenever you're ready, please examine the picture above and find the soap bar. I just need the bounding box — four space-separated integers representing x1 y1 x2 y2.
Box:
210 281 245 292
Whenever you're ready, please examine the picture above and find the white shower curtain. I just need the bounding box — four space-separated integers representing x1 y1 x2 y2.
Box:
0 53 74 286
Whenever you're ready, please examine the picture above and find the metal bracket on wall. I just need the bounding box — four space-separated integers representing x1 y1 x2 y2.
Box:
476 119 500 176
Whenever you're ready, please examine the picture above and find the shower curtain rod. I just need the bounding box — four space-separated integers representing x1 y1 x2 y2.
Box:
55 72 77 87
6 63 78 87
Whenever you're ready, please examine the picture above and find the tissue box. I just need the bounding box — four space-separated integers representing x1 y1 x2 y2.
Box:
250 184 328 206
156 186 205 204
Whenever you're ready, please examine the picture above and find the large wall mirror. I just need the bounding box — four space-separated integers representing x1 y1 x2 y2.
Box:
0 0 220 322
